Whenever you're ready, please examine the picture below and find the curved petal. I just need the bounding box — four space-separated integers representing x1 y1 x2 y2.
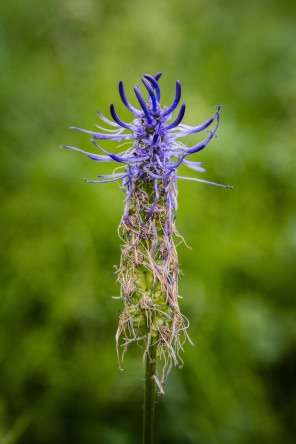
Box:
119 81 142 117
154 72 162 81
98 110 120 127
172 106 222 137
164 104 186 131
183 159 206 172
186 114 220 154
177 176 232 188
162 80 181 118
110 103 137 130
85 174 128 184
134 87 153 123
141 77 157 113
143 165 173 180
144 74 161 102
69 126 132 141
60 145 115 162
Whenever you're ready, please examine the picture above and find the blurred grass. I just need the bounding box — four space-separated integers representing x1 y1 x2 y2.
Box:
1 0 296 443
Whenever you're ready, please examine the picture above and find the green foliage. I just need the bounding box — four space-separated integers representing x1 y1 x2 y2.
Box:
1 0 296 442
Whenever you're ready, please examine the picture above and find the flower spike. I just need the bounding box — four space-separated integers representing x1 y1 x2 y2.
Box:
63 72 231 395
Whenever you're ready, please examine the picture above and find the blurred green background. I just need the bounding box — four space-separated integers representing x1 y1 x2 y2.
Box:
1 0 296 443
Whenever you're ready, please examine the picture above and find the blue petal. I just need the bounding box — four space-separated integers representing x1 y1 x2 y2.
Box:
177 176 232 188
183 159 206 172
85 174 128 184
134 87 153 123
164 104 186 130
162 81 181 118
119 81 142 117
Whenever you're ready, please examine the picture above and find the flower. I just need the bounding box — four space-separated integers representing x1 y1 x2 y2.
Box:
62 73 231 393
62 72 231 190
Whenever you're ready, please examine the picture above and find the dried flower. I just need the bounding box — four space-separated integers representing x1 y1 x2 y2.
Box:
62 73 231 393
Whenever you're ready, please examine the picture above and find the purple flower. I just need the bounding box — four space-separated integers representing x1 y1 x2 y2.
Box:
62 73 231 393
62 72 232 195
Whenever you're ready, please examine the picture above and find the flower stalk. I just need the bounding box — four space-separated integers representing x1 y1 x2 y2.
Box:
62 72 231 416
143 342 156 444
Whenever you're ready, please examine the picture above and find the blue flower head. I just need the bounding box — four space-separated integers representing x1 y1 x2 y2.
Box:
62 73 231 394
63 72 231 192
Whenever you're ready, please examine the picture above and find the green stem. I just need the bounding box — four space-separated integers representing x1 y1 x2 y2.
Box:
143 341 156 444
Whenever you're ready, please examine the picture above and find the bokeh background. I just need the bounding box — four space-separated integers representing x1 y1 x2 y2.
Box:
1 0 296 443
